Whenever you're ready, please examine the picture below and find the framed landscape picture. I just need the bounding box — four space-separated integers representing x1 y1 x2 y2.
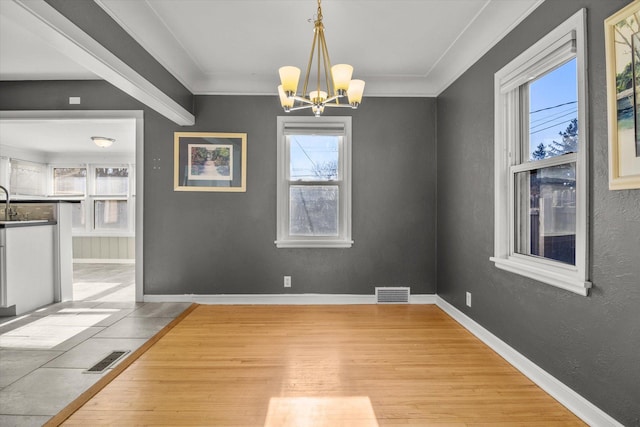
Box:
605 0 640 189
174 132 247 192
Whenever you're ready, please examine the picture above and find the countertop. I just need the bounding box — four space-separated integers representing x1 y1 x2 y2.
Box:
8 199 81 204
0 220 57 228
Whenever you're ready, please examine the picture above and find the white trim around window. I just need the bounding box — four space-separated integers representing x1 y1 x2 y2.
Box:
50 162 135 237
275 116 353 248
491 9 591 296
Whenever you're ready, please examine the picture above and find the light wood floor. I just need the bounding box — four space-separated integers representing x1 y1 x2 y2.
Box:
58 305 585 426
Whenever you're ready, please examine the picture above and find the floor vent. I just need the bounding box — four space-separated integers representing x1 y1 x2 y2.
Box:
375 287 410 304
85 350 130 374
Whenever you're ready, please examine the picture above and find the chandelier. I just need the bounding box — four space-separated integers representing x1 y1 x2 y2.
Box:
277 0 365 117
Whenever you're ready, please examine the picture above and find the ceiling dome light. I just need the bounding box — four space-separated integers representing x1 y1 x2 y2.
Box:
91 136 115 148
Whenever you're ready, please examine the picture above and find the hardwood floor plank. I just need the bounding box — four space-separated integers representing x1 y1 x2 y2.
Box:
58 305 585 426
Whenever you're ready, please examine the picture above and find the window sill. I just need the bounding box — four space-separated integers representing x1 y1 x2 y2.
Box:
275 239 353 249
490 256 591 296
73 231 135 238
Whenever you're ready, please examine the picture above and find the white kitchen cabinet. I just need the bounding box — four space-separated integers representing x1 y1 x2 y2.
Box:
0 223 55 316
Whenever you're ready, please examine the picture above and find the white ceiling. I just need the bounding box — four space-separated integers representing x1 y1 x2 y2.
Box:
0 118 136 155
95 0 543 96
0 13 97 81
0 0 543 96
0 0 542 155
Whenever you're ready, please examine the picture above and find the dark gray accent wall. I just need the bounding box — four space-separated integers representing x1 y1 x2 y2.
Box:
436 1 640 424
0 82 437 296
45 0 194 113
145 95 437 295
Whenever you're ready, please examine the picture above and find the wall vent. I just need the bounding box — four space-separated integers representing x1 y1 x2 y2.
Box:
375 287 410 304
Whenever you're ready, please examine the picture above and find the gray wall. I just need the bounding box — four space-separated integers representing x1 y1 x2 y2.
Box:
436 0 640 424
0 82 437 296
145 95 437 295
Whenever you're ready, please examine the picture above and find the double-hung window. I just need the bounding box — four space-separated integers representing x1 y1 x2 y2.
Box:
492 9 590 295
276 116 352 248
93 167 130 231
9 159 46 196
51 164 133 235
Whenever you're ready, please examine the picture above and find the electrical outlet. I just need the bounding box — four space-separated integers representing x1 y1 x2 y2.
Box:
466 292 472 307
284 276 292 288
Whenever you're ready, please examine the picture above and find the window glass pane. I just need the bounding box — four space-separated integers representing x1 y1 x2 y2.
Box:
94 200 128 230
289 186 338 236
9 159 45 196
53 167 86 195
528 58 577 161
95 167 129 195
71 201 85 229
289 135 339 181
515 163 576 265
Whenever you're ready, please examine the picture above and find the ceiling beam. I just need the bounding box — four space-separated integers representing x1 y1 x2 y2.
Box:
3 0 195 126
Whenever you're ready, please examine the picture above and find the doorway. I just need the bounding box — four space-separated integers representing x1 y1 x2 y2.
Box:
0 110 144 303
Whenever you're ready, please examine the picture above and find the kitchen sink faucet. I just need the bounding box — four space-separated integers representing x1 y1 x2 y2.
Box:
0 185 11 220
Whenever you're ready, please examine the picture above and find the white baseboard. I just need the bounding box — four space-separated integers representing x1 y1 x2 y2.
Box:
435 296 622 427
143 293 436 305
73 258 135 264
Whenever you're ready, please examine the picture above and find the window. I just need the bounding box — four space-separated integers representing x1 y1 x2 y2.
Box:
492 9 590 295
50 164 133 235
276 116 352 248
53 167 87 195
94 199 128 230
95 167 129 195
94 167 130 231
9 159 46 196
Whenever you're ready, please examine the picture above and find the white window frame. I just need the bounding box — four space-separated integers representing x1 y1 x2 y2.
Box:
8 158 47 196
49 162 135 236
276 116 353 248
491 9 591 296
51 164 87 197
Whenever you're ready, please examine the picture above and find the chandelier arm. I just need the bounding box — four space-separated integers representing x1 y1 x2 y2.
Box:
319 30 335 101
323 103 354 109
289 104 315 112
323 94 341 104
303 24 320 98
316 24 322 95
289 95 314 105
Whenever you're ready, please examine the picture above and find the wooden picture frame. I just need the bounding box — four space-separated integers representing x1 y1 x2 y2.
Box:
174 132 247 192
605 0 640 190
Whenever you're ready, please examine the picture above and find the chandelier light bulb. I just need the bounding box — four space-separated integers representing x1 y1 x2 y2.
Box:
331 64 354 95
347 79 366 107
278 85 294 111
279 66 301 96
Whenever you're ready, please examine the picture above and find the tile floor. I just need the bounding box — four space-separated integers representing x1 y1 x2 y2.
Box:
0 264 191 426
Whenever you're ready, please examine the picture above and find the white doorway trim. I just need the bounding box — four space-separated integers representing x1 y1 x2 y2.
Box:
0 110 144 302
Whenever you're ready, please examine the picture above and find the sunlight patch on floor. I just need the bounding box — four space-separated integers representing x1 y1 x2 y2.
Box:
58 308 120 314
93 284 135 302
264 396 378 427
72 281 122 300
0 313 111 349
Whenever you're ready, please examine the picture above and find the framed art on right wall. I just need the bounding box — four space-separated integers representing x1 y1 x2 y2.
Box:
605 0 640 190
